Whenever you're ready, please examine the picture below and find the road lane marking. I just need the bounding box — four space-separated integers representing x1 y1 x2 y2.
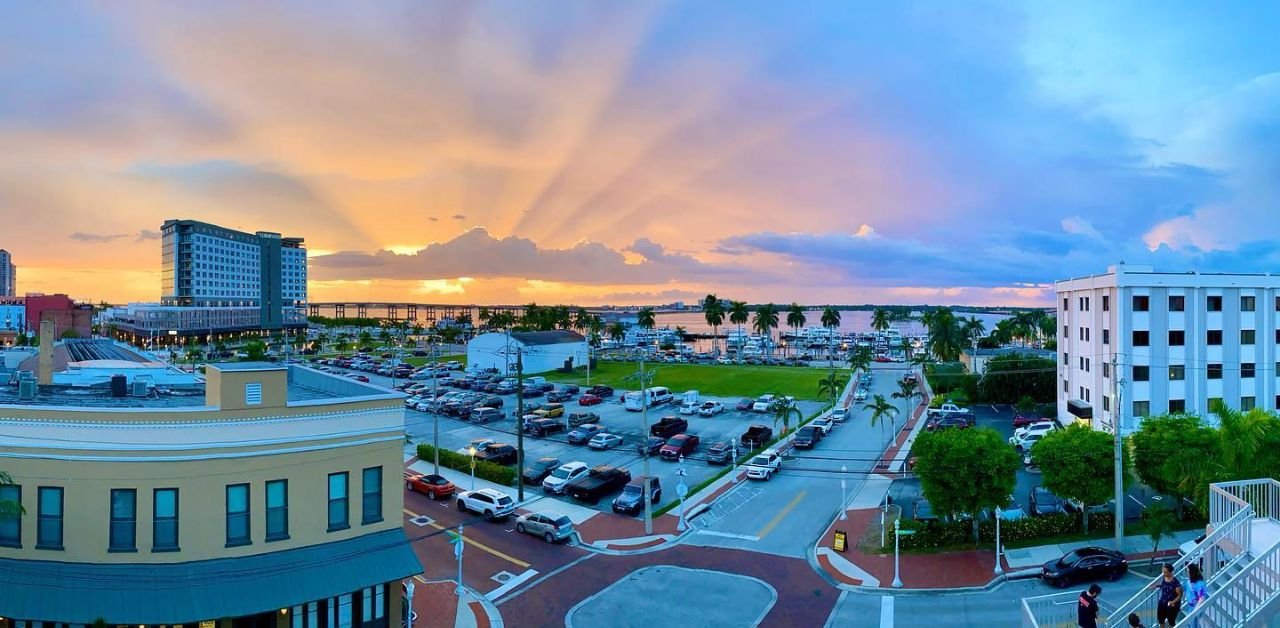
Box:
413 575 428 584
404 509 532 568
755 490 807 539
484 568 540 601
880 595 893 627
695 529 760 541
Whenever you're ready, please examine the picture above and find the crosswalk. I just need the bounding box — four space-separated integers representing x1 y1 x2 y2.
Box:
693 485 765 528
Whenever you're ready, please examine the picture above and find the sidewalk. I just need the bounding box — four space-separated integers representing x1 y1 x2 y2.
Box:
1002 529 1202 570
407 579 503 628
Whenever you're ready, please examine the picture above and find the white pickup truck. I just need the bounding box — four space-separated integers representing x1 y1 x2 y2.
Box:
927 402 973 417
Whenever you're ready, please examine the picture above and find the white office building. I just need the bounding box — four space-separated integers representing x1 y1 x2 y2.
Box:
467 331 588 375
0 249 14 297
1057 263 1280 434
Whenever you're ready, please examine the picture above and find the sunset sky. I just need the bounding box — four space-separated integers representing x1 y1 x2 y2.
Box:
2 2 1277 307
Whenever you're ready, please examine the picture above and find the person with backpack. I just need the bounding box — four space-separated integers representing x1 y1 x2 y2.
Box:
1078 583 1103 628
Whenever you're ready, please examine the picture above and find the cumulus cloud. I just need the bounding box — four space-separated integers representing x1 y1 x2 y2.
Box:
136 229 163 241
70 232 128 243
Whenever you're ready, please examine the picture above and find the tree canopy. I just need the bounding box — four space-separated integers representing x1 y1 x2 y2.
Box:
912 427 1020 540
1032 424 1124 532
976 352 1056 404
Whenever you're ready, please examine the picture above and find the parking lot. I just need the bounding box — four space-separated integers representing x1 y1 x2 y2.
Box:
892 405 1156 523
402 383 824 515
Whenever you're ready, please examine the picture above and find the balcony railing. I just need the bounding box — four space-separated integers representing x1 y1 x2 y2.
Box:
1021 590 1124 628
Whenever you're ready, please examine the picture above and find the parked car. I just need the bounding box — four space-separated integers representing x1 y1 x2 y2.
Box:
542 462 589 494
560 384 580 395
522 457 563 485
612 476 662 515
735 398 755 412
745 448 781 480
752 394 777 412
533 403 565 419
1030 486 1068 516
521 387 544 399
913 498 938 522
405 472 456 500
1010 431 1046 452
527 418 566 438
456 488 516 519
706 441 734 465
1013 420 1059 441
812 417 835 436
565 465 632 503
546 390 573 403
588 432 624 450
928 415 972 431
1178 533 1207 558
793 426 823 449
636 436 665 456
697 401 724 417
659 434 700 459
567 424 604 445
650 416 689 439
678 400 699 415
515 511 575 543
474 443 518 466
566 411 599 428
1012 413 1047 428
831 407 848 423
740 424 774 449
996 496 1028 521
456 438 497 456
585 385 614 397
853 389 867 402
1041 547 1128 588
578 393 604 406
470 407 503 424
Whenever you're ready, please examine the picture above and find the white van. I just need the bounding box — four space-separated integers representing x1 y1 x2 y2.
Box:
525 376 547 388
624 386 674 411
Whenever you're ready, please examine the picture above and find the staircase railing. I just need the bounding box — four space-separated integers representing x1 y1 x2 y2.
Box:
1106 488 1254 624
1180 530 1280 626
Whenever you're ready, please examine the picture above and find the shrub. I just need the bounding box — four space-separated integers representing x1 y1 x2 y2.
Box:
891 511 1117 551
929 388 970 408
415 444 516 487
925 362 978 399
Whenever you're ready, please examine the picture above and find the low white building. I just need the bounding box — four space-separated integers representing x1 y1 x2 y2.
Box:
467 330 588 375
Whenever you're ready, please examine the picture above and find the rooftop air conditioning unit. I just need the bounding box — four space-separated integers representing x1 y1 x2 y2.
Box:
131 378 150 397
17 378 37 400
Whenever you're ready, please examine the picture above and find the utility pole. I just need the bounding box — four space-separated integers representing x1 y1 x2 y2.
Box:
1113 353 1125 551
516 347 526 503
638 352 654 535
432 336 440 475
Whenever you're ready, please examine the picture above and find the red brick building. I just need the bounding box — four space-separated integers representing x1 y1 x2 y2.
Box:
24 294 93 338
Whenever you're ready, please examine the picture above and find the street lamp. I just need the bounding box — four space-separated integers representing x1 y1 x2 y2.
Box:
839 465 848 521
468 447 477 490
676 454 689 531
892 517 915 588
994 510 1004 576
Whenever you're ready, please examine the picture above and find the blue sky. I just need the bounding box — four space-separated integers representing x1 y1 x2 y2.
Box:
0 1 1276 305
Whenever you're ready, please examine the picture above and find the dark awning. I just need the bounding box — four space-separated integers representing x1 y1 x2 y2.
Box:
0 528 422 624
1067 399 1093 419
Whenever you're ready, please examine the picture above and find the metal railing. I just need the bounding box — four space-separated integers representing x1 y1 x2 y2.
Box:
1213 478 1280 522
1180 531 1280 626
1022 590 1123 628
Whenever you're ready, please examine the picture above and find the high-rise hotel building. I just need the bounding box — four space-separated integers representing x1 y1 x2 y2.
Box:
1057 264 1280 434
0 249 15 297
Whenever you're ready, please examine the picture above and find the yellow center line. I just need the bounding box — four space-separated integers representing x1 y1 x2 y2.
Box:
755 490 808 539
404 508 532 569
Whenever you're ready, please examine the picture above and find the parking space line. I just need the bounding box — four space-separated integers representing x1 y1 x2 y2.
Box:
404 509 532 568
755 490 807 539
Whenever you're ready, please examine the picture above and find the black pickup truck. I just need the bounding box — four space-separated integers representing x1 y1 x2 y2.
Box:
740 424 774 449
565 465 633 504
474 443 518 466
650 416 689 439
586 385 615 397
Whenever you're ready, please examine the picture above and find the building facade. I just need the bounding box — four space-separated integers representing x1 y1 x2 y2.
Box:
467 330 588 374
0 249 14 297
1056 264 1280 434
0 362 419 625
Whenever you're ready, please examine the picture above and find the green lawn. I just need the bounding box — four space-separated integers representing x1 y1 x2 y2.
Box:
542 361 831 401
401 354 466 367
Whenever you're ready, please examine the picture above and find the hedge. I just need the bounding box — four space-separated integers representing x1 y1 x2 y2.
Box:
886 511 1117 551
415 443 516 487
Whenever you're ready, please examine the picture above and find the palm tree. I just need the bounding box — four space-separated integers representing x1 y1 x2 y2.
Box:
378 328 392 346
772 398 802 439
1037 314 1056 345
573 307 591 334
786 303 806 358
1213 405 1272 479
335 337 351 354
925 307 963 362
862 394 900 446
849 345 874 377
753 303 779 357
962 316 986 348
728 301 750 346
898 337 913 361
608 322 626 342
818 372 847 409
636 308 656 331
478 307 492 329
820 306 841 365
892 379 921 436
703 295 725 356
0 470 23 520
871 308 890 333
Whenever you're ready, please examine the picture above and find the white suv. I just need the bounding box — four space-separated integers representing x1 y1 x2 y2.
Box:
542 461 589 494
456 488 516 519
1012 421 1059 442
746 449 782 480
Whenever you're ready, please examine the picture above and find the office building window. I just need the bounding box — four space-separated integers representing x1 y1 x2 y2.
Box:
1133 331 1149 347
37 486 63 550
1086 328 1091 342
1276 329 1280 344
1133 401 1151 418
0 484 19 547
1103 362 1110 378
1208 363 1223 380
1276 395 1280 411
1242 396 1256 411
1102 396 1110 412
1133 296 1149 311
1085 358 1091 372
1242 296 1256 311
362 585 387 624
362 467 383 525
1276 296 1280 311
267 480 289 541
1207 330 1223 345
1079 327 1084 341
328 472 349 531
1079 386 1085 400
109 489 137 552
1063 379 1069 393
1079 357 1085 370
1102 295 1110 311
1133 365 1150 381
1063 297 1069 311
1169 399 1186 414
1169 330 1185 346
1063 325 1069 338
1102 329 1110 345
1169 295 1185 312
153 488 178 551
1208 296 1222 311
1078 297 1084 311
1243 363 1256 378
1242 329 1256 344
1169 365 1185 381
226 484 250 546
329 593 353 628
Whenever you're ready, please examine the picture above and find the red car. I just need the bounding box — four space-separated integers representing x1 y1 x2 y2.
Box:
1013 414 1049 429
405 472 456 500
352 375 370 383
659 433 700 460
579 393 603 406
735 398 755 411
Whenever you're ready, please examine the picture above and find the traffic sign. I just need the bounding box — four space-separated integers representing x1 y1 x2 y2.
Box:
676 483 688 498
833 529 848 552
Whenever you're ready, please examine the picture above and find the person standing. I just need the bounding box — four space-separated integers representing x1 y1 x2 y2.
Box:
1079 583 1103 628
1183 563 1209 627
1156 562 1184 626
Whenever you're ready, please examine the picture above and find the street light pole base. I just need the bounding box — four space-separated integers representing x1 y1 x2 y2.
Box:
839 511 847 521
891 577 903 588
